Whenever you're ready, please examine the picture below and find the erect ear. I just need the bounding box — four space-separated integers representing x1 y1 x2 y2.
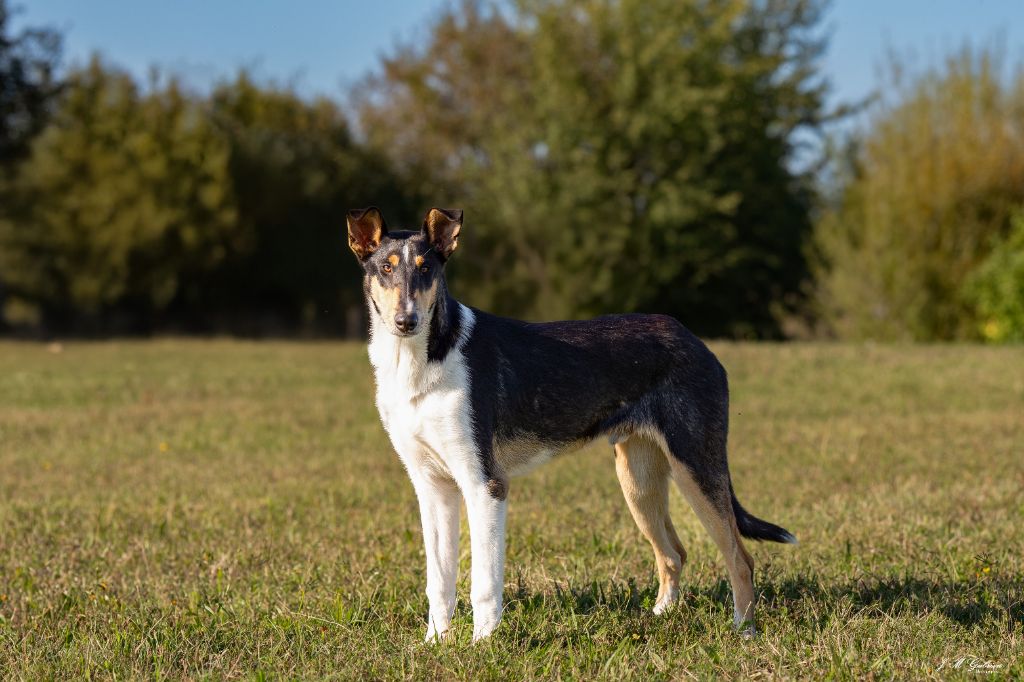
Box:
422 208 463 260
347 207 387 260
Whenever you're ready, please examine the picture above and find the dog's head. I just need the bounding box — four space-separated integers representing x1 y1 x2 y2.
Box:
347 206 461 337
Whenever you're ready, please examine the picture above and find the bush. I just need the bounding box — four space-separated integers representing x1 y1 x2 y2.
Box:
813 48 1024 340
963 211 1024 342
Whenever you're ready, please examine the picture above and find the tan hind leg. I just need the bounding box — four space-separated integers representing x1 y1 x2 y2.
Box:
614 435 686 615
664 454 757 635
665 515 688 571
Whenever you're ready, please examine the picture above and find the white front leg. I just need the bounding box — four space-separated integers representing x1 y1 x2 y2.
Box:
463 483 508 641
409 471 461 642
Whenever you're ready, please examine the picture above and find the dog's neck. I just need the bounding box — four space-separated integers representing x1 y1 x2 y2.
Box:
425 285 463 363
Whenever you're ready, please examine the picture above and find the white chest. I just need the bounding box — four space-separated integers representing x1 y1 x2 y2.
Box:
368 306 477 477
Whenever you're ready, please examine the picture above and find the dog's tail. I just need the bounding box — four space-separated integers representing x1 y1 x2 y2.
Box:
731 486 797 544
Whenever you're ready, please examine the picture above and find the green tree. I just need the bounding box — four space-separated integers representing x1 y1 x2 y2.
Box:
0 0 62 328
206 74 415 333
358 0 833 336
814 48 1024 340
0 57 238 330
0 0 61 166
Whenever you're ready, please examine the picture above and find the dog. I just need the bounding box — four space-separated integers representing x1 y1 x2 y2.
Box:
347 206 795 642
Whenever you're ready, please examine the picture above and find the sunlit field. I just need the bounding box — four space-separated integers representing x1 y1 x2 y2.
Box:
1 341 1021 679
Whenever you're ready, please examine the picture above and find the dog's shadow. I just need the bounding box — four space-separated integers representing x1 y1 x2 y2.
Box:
500 571 1022 644
758 572 1023 629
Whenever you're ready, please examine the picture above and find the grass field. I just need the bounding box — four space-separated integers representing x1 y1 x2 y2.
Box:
0 340 1021 679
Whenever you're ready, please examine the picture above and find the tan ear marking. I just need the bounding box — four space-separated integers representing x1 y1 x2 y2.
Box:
347 207 387 259
423 208 463 258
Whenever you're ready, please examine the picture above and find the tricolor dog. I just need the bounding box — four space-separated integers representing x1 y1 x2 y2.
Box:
347 206 795 642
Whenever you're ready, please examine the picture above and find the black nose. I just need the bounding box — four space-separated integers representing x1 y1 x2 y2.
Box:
395 312 419 333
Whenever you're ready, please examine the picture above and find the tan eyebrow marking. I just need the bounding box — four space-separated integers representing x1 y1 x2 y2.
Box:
415 255 424 267
388 254 400 266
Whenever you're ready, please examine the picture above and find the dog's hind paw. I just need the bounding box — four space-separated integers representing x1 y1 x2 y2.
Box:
734 619 757 639
652 586 679 615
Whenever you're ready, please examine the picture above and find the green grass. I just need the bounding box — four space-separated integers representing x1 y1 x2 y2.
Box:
1 340 1021 680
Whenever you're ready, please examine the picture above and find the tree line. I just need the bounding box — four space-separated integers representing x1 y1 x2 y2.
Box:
814 49 1024 342
1 0 1021 340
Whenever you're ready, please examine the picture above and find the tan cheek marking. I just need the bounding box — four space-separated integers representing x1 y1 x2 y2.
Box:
384 287 400 317
415 255 424 267
370 279 402 318
416 280 438 316
388 254 400 266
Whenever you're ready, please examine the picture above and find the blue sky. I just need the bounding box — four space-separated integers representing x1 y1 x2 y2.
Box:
12 0 1024 115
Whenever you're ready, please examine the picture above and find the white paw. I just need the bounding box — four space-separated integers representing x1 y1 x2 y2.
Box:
653 587 679 615
424 622 453 644
472 619 499 642
734 619 757 639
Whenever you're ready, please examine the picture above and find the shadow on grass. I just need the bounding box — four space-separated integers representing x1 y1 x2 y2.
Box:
759 572 1023 629
501 570 1022 640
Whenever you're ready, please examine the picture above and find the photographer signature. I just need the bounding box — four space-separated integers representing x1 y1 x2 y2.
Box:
937 655 1003 674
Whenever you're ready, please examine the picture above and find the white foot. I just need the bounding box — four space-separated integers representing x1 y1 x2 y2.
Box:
472 618 500 642
424 622 453 644
734 617 757 638
653 586 679 615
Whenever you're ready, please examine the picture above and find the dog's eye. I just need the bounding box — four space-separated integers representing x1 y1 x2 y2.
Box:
419 265 430 274
381 263 392 274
